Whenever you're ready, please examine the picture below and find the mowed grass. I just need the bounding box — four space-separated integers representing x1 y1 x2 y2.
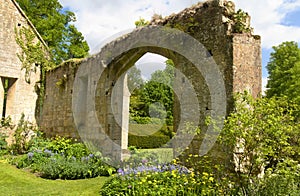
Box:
0 160 109 196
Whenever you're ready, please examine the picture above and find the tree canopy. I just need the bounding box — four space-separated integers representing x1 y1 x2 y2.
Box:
128 60 175 125
266 41 300 105
16 0 90 65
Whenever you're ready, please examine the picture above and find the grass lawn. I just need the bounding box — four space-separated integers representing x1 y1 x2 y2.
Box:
0 160 109 196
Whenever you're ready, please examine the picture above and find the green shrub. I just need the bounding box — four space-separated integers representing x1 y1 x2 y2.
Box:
122 147 160 167
0 132 8 155
10 114 38 154
10 136 115 180
128 134 170 149
45 136 89 159
246 160 300 196
38 154 113 179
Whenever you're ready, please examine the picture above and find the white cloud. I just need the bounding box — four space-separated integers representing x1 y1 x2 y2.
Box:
135 53 167 80
59 0 300 51
233 0 300 48
59 0 200 51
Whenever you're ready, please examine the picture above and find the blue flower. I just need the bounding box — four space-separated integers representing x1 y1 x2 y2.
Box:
44 149 53 156
27 152 34 160
117 168 125 176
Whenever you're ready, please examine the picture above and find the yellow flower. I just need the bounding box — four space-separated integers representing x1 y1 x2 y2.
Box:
172 170 177 177
203 172 209 176
191 172 195 177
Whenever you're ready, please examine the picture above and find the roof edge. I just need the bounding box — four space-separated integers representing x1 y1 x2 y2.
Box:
11 0 49 50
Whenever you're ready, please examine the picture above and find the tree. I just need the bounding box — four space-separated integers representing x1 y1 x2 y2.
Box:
266 41 300 104
130 60 175 125
127 66 144 93
16 0 89 65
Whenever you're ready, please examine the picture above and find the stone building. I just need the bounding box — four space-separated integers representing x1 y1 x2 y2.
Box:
41 0 261 162
0 0 46 123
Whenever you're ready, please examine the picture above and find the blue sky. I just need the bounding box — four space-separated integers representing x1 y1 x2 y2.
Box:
58 0 300 89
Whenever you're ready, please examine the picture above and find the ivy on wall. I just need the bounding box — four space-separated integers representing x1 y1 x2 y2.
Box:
15 26 54 119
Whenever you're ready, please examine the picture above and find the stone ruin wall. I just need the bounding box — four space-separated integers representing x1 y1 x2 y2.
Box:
0 0 41 123
40 0 262 148
41 60 80 138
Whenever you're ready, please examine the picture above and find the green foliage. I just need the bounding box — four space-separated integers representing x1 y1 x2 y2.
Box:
0 117 13 154
266 41 300 105
135 17 149 28
166 17 199 34
15 26 52 83
45 136 91 159
10 114 38 154
251 160 300 196
100 160 221 196
37 154 112 180
220 93 300 186
55 74 67 89
128 134 170 149
232 9 252 33
15 26 52 115
16 0 89 65
0 133 8 155
130 60 175 126
10 136 115 180
127 65 144 93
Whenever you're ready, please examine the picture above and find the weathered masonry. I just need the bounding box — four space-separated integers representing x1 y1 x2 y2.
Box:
0 0 45 123
41 0 261 161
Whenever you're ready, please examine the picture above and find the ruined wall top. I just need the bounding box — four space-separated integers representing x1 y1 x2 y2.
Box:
150 0 253 36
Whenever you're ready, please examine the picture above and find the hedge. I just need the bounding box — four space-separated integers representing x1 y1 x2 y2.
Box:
128 134 170 149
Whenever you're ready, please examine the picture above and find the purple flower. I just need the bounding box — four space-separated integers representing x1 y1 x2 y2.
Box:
44 149 53 156
128 185 132 189
142 159 148 164
117 168 125 176
27 152 34 159
89 154 94 158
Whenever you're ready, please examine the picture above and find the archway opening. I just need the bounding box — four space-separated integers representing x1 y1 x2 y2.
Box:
126 53 175 162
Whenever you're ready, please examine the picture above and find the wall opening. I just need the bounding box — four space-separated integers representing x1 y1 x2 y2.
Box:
126 53 175 157
1 77 17 119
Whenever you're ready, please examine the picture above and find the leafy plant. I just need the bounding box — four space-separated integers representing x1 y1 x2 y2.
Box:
100 161 220 196
0 132 8 155
10 114 38 154
232 9 252 33
219 92 300 188
135 18 149 27
10 136 115 180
